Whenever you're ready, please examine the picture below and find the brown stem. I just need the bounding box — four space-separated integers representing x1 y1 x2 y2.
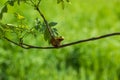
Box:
4 37 30 49
4 32 120 49
35 6 54 38
59 32 120 48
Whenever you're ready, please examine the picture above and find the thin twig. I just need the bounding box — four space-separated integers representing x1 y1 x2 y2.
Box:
4 37 30 49
59 32 120 48
35 6 55 38
4 32 120 49
30 0 35 5
37 0 41 6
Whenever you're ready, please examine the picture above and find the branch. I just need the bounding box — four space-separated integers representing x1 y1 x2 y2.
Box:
35 5 54 38
2 1 120 49
59 32 120 48
4 37 30 49
4 32 120 49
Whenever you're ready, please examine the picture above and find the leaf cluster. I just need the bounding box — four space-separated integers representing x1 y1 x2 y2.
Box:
57 0 70 9
57 0 70 3
0 0 70 47
0 12 35 45
0 0 28 20
34 18 58 44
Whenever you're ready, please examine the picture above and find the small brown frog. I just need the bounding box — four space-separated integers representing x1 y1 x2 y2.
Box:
50 36 64 47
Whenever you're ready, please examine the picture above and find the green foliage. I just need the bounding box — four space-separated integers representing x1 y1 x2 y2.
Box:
7 0 16 6
57 0 70 4
49 22 57 27
0 0 63 45
0 5 8 19
34 18 58 43
57 0 70 9
0 0 120 80
0 0 26 19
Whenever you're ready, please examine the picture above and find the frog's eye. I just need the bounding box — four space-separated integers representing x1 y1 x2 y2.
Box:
57 36 64 41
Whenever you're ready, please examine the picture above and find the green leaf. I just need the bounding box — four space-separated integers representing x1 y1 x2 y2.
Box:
7 0 16 6
44 28 51 41
0 5 8 20
66 0 70 2
52 28 59 36
57 0 63 4
0 0 18 19
34 18 45 33
35 18 41 27
6 24 16 29
1 5 7 13
49 22 57 27
14 13 25 20
40 23 46 33
61 1 64 9
17 0 21 5
0 23 4 31
57 0 65 9
57 0 70 9
0 28 4 38
17 0 27 5
57 0 70 3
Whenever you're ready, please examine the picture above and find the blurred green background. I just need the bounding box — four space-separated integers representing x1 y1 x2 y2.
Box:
0 0 120 80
